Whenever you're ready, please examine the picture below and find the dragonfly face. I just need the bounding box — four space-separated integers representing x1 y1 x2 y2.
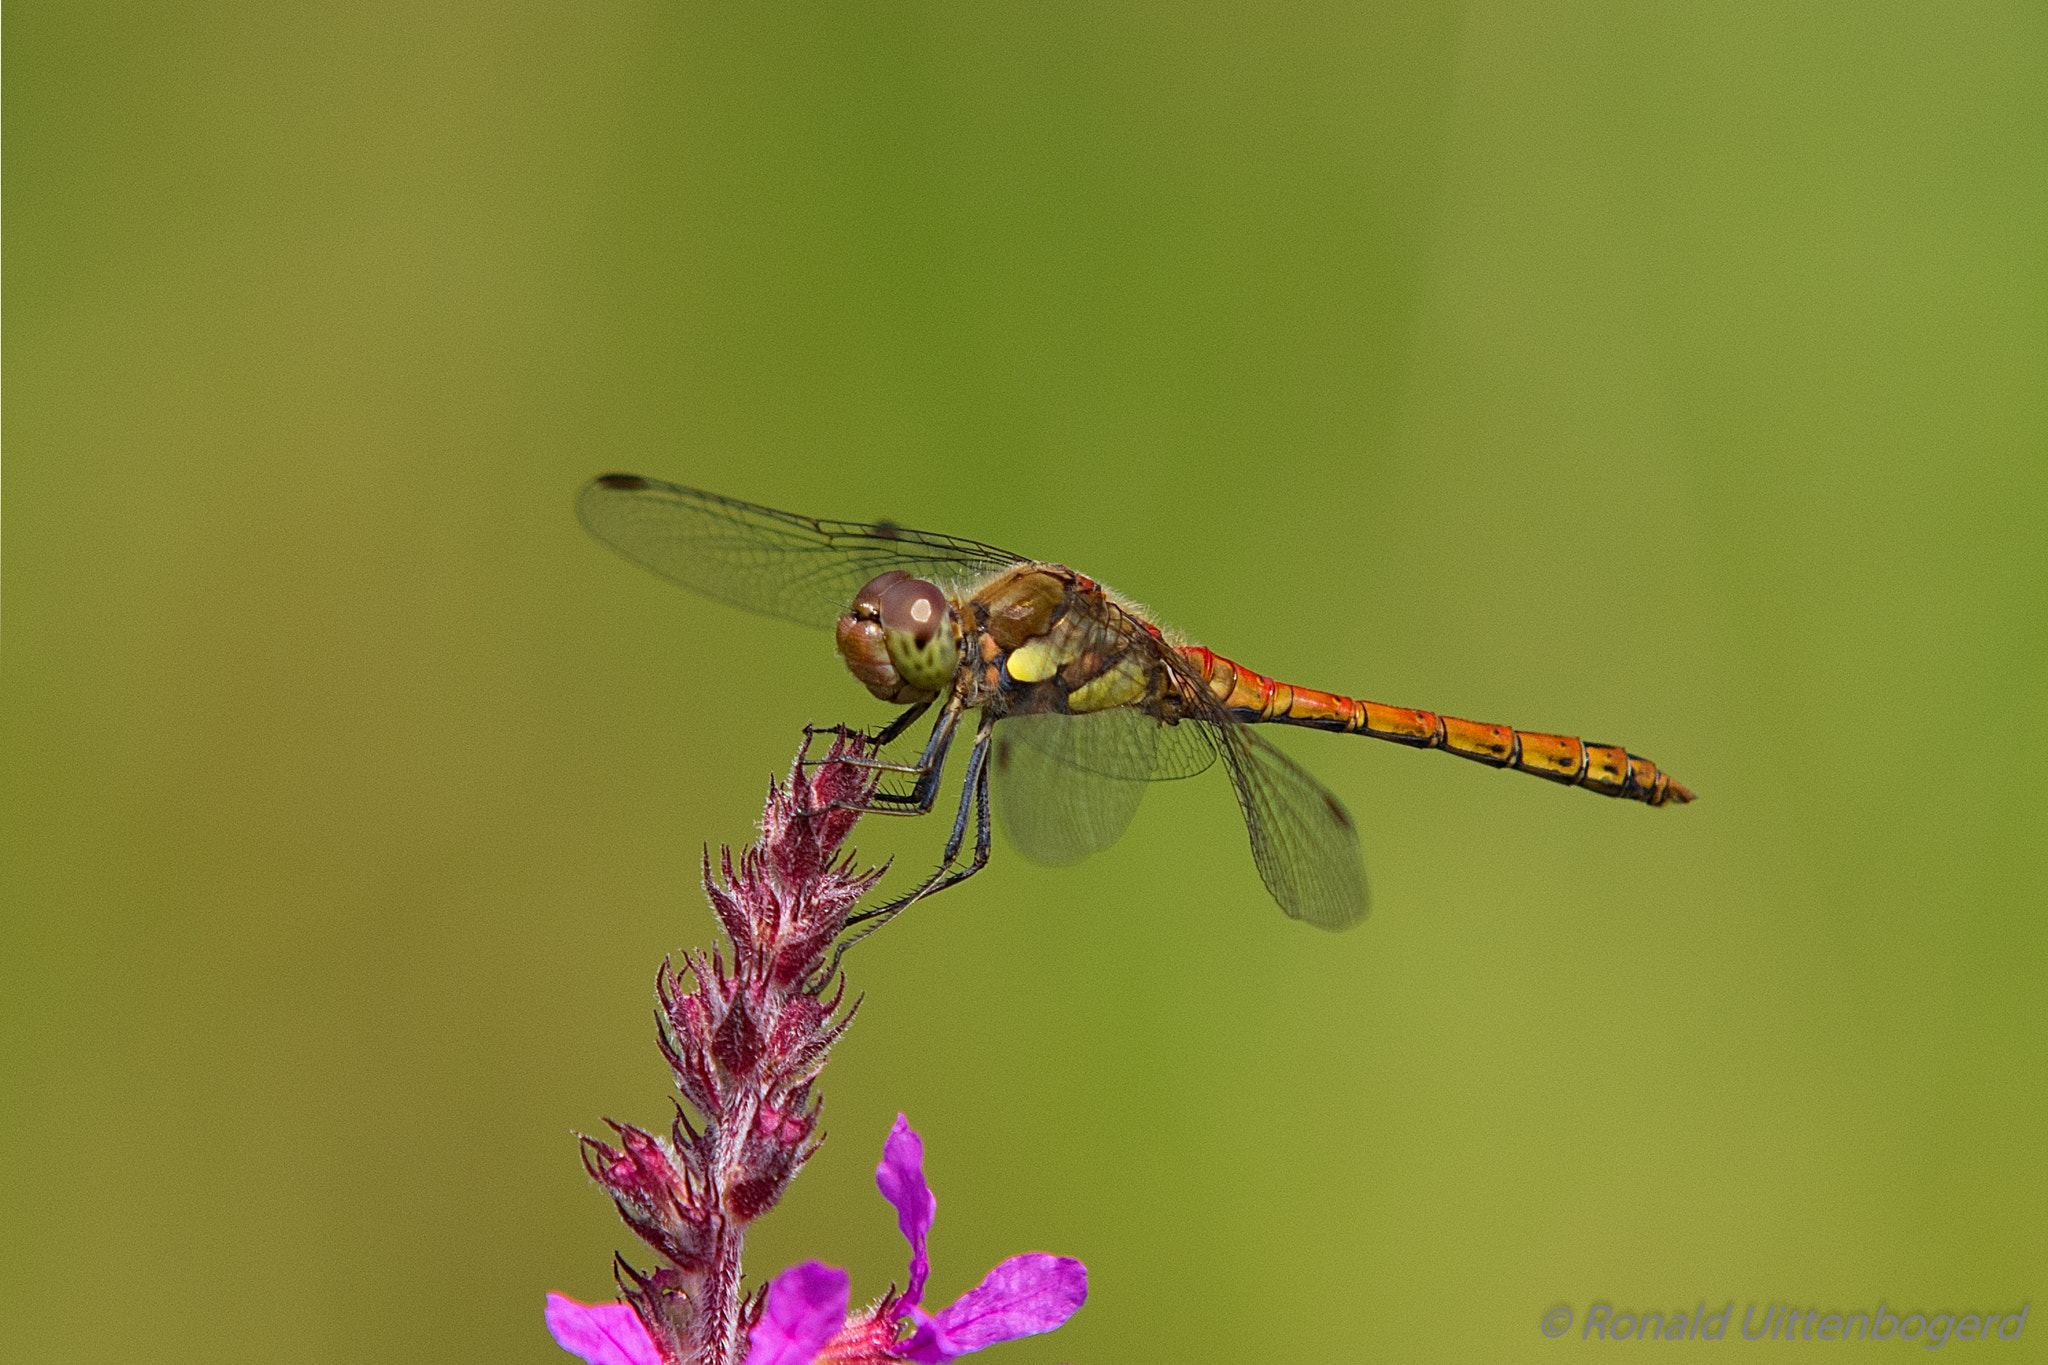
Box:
836 571 960 704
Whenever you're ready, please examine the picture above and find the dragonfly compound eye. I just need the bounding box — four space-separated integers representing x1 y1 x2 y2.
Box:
876 576 960 691
837 572 941 704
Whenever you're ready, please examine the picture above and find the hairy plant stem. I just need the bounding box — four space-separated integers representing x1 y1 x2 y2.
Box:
581 730 884 1365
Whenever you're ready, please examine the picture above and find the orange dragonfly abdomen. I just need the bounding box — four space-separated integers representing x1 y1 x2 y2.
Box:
1179 646 1694 807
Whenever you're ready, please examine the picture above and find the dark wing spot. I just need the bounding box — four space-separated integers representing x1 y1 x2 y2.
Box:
872 519 904 540
993 736 1012 773
1323 793 1354 829
591 473 651 490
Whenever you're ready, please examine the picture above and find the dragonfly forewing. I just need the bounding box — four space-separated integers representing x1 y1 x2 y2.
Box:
577 474 1023 630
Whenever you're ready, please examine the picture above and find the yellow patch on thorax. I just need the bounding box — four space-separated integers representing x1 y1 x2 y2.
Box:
1067 655 1148 712
1004 639 1064 684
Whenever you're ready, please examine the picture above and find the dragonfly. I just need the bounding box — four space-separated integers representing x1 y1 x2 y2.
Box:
578 474 1693 933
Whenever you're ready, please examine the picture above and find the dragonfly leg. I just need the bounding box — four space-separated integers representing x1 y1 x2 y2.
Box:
800 700 930 769
867 702 930 749
840 716 996 935
812 719 996 987
804 703 963 817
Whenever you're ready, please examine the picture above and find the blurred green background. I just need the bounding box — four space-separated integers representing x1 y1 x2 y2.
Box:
6 2 2044 1361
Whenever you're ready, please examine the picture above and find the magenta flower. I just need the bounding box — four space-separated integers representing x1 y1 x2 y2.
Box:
547 1115 1085 1365
545 1294 661 1365
747 1115 1087 1365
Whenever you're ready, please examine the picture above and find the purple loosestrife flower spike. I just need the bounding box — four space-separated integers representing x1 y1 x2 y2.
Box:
747 1116 1088 1365
555 731 887 1365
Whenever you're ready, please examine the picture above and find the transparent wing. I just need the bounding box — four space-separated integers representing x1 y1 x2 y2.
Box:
1214 723 1370 930
576 474 1027 629
990 713 1153 866
1006 706 1220 782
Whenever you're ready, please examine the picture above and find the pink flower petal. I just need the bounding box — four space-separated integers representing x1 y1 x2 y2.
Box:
747 1260 851 1365
874 1113 935 1305
544 1293 663 1365
899 1253 1088 1362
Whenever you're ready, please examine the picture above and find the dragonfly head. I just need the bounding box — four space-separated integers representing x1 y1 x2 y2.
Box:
837 571 960 703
